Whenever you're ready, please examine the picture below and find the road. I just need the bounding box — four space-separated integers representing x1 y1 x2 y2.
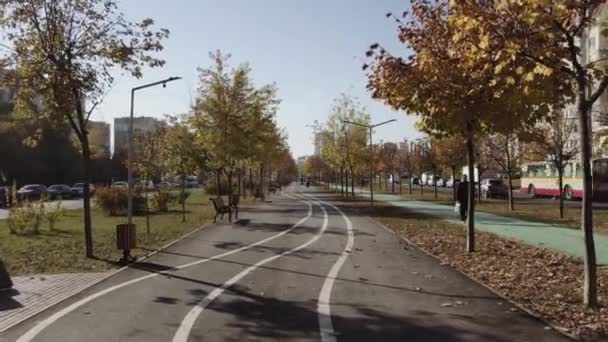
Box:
0 199 85 220
2 186 569 342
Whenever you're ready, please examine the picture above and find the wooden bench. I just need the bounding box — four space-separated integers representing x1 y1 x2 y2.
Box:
209 197 232 222
229 194 240 219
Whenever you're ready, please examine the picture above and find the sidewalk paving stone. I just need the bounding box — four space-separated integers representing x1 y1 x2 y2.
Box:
0 271 112 333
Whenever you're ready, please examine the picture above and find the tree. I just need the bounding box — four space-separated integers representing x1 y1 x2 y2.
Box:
160 116 202 223
133 129 164 235
484 133 523 211
393 141 415 194
380 142 398 193
191 51 279 200
454 0 603 307
529 111 579 218
320 94 370 199
0 0 169 257
434 136 467 200
365 1 559 253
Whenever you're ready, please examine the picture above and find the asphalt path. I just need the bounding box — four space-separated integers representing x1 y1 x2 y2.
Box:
2 186 571 342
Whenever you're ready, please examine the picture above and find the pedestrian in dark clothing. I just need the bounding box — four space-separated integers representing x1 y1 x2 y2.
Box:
456 178 469 221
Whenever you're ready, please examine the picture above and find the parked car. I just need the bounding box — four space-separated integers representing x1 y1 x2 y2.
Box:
17 184 48 201
185 176 199 188
0 186 11 208
481 178 508 199
410 177 420 185
110 181 129 189
436 177 448 187
72 183 96 196
48 184 73 199
427 174 442 186
420 172 433 185
446 177 460 188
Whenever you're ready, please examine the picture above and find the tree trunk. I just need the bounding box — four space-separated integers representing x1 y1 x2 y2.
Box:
399 176 402 195
82 139 94 258
181 175 186 223
145 174 150 237
409 172 413 194
238 169 242 198
216 170 222 197
451 166 457 201
227 170 233 201
433 169 438 199
260 166 265 201
508 174 515 212
576 86 597 307
351 168 355 198
385 175 388 192
558 168 564 219
506 140 515 211
477 179 482 205
249 168 253 198
466 124 476 253
340 167 344 199
391 174 395 193
420 174 424 196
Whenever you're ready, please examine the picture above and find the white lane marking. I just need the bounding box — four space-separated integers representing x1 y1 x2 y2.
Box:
172 202 329 342
310 196 355 342
17 199 313 342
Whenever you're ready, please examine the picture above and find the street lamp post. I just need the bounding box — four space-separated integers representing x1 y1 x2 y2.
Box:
343 119 396 206
128 77 181 225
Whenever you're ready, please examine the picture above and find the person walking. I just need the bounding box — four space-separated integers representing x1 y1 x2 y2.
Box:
456 176 469 221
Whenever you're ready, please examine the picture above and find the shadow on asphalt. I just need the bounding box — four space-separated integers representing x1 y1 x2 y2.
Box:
128 250 497 302
178 281 511 342
0 289 22 311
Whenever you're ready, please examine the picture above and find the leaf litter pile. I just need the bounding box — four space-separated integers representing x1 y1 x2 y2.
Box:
371 207 608 341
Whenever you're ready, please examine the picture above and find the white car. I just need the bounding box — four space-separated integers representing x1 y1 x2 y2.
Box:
110 181 129 189
445 177 460 188
421 172 433 185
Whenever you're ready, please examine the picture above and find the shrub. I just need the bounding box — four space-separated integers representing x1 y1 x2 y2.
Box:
95 187 146 216
7 205 32 234
46 199 65 230
7 199 46 235
151 190 177 212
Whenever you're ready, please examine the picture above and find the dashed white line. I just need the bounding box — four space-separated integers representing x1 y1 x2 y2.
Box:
171 201 329 342
309 196 355 342
16 198 314 342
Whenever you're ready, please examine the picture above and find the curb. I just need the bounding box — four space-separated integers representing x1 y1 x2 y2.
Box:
2 222 212 333
368 216 579 341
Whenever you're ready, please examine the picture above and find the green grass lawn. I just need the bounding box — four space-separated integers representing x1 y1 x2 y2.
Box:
0 191 218 275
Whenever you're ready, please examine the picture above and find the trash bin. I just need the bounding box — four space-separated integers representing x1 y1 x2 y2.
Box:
116 224 136 263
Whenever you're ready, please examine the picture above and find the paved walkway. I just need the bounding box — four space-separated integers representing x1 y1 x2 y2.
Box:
351 187 608 265
0 272 112 333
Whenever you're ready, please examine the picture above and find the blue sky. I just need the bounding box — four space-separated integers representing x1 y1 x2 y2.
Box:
92 0 421 158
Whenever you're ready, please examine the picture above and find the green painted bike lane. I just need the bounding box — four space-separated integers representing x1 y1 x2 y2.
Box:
351 188 608 265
